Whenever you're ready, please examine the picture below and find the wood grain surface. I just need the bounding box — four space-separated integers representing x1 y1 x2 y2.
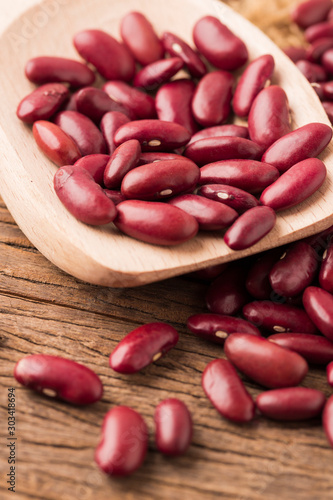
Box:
1 1 333 499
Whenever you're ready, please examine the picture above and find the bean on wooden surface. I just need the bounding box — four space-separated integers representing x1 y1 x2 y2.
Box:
75 87 132 124
246 248 284 299
104 139 141 189
295 59 327 82
100 111 130 155
162 31 207 77
154 399 193 456
184 137 263 166
256 388 326 420
74 154 110 186
303 286 333 341
134 57 184 89
25 56 95 87
197 184 259 213
187 313 261 344
17 83 69 123
103 80 156 120
319 241 333 292
291 0 333 29
322 395 333 448
188 124 249 145
268 333 333 365
33 120 81 166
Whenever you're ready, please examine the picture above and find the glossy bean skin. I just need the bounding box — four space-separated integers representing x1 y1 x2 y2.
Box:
187 313 261 344
103 81 156 120
17 83 69 123
248 86 291 149
168 194 238 230
95 406 148 476
75 87 132 124
138 152 181 165
291 0 333 29
104 139 141 189
323 395 333 448
103 189 126 205
327 362 333 386
14 354 103 405
322 48 333 73
184 137 263 166
114 200 199 246
199 159 279 194
202 359 255 423
134 57 184 89
109 322 179 374
306 37 333 62
224 206 276 251
197 184 259 213
191 70 234 127
319 241 333 292
269 242 318 297
305 21 333 43
224 333 309 388
243 301 318 334
256 388 326 420
25 56 95 87
322 100 333 122
120 11 164 65
233 54 275 117
268 333 333 365
100 111 130 155
262 123 332 172
114 120 191 151
73 29 135 81
162 31 207 77
33 120 81 166
54 110 106 156
154 399 193 456
295 59 327 82
54 166 117 225
74 154 110 185
246 248 284 299
283 46 307 63
303 286 333 341
188 125 249 145
193 16 248 71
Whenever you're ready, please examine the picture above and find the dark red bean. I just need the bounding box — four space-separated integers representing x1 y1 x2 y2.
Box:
17 83 69 123
327 361 333 385
114 200 199 246
262 123 332 173
256 388 326 420
120 12 164 65
246 248 284 299
33 120 81 166
154 399 192 456
190 263 228 282
138 152 181 165
243 301 318 334
322 100 333 122
233 54 275 117
162 31 207 77
197 184 259 213
74 154 110 185
73 29 135 81
224 333 308 388
103 189 126 205
14 354 102 405
193 16 248 71
114 120 191 152
319 240 333 292
329 6 333 21
305 21 333 42
104 139 141 189
202 359 255 423
311 80 333 100
303 286 333 341
95 406 148 476
109 322 179 374
54 166 117 225
188 125 249 145
191 70 234 127
268 333 333 365
75 87 132 124
323 395 333 448
62 91 78 112
291 0 333 29
133 57 184 89
187 313 261 344
100 111 130 155
25 56 95 87
283 46 307 62
322 47 333 73
295 59 327 82
103 81 156 120
184 137 263 166
306 37 333 61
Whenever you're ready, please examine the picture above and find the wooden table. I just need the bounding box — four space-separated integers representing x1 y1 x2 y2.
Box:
1 1 333 499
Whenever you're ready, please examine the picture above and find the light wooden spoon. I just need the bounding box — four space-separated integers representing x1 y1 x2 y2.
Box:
0 0 332 287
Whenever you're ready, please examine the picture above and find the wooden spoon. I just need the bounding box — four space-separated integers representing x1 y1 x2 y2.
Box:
0 0 332 287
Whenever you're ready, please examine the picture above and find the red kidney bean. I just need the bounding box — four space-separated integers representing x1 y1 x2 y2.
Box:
134 57 184 89
224 206 276 251
138 152 181 165
114 120 191 151
322 47 333 73
54 166 117 225
104 139 141 189
199 159 279 194
256 387 326 420
305 21 333 42
269 333 333 365
62 91 78 112
205 263 250 315
303 286 333 340
191 70 234 127
187 313 261 344
262 123 332 172
322 100 333 122
155 79 198 136
233 54 275 117
33 120 81 166
224 333 309 388
260 158 327 210
243 301 318 334
319 240 333 292
190 263 228 282
188 125 249 145
14 354 103 405
312 80 333 100
121 159 199 200
75 87 132 124
283 46 307 63
17 83 69 124
197 184 259 213
120 12 164 65
154 399 192 456
114 200 199 245
248 86 291 149
291 0 332 29
193 16 248 71
329 6 333 21
73 29 135 82
168 194 238 231
295 59 327 82
25 56 95 87
103 81 156 120
54 110 106 156
100 111 130 155
95 406 148 476
109 322 179 374
323 395 333 448
184 137 263 166
246 248 284 299
74 154 110 185
162 31 207 77
327 361 333 385
202 359 255 423
103 189 126 205
306 37 333 61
